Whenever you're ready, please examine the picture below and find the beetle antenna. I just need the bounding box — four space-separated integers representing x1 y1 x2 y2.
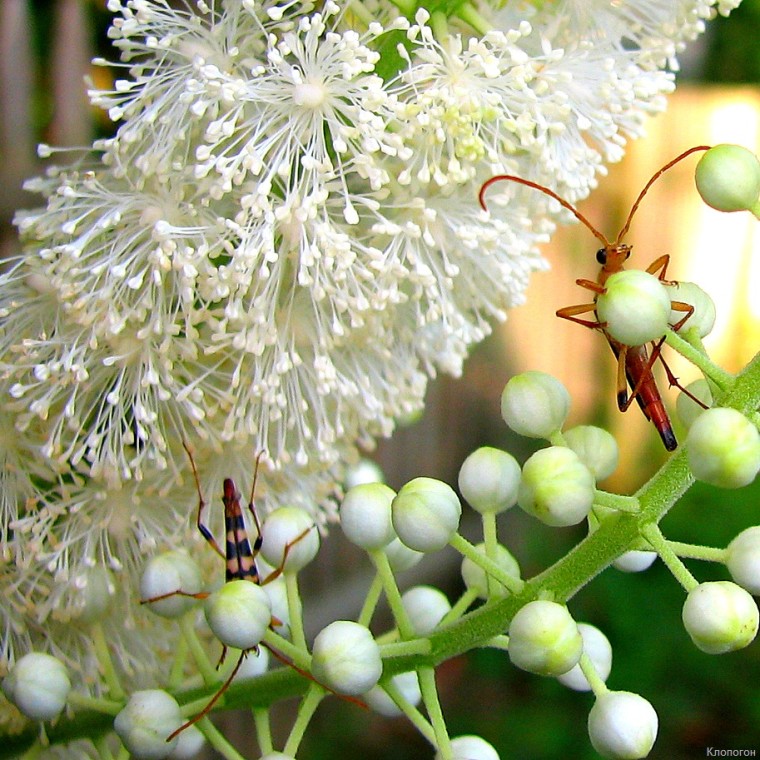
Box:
479 174 611 247
614 145 711 245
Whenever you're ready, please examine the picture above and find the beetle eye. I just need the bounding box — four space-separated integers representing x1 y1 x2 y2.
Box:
596 248 607 265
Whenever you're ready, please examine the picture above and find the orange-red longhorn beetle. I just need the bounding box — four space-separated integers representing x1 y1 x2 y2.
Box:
479 146 712 451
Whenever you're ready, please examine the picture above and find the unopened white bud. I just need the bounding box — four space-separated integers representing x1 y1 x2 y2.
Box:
563 426 619 481
114 690 183 758
2 653 70 721
665 281 716 337
170 725 206 759
340 482 396 550
588 691 658 759
458 447 520 514
557 623 612 691
383 537 424 572
518 447 595 527
311 621 382 696
596 270 671 346
676 379 712 430
401 586 451 635
682 580 758 654
695 143 760 212
726 527 760 594
686 407 760 489
140 551 203 619
391 477 461 552
436 735 500 760
613 550 657 573
508 601 583 676
344 458 385 488
501 371 570 439
204 580 271 651
260 507 318 572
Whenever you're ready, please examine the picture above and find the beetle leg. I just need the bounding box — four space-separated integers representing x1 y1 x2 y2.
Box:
556 301 603 329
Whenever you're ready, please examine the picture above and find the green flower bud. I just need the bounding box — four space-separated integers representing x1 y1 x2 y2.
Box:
501 371 570 439
114 690 183 758
391 477 461 552
682 580 759 654
596 270 671 346
204 580 271 651
557 623 612 692
686 407 760 488
676 378 712 430
726 526 760 594
508 600 583 676
563 425 619 481
344 458 385 489
260 507 319 572
340 482 397 550
460 542 521 599
365 672 421 717
140 551 203 619
436 735 500 760
311 621 382 696
401 585 451 635
664 281 716 337
458 447 520 514
695 143 760 212
518 446 595 527
383 537 424 572
2 652 70 721
588 691 658 759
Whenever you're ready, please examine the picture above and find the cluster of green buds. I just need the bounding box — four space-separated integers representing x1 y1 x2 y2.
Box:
4 147 760 760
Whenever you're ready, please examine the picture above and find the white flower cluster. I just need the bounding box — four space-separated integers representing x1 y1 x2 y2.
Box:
0 0 740 683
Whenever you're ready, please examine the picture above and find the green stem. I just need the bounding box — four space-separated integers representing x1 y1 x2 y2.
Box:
442 587 478 624
89 622 125 701
481 634 509 651
263 629 311 671
664 328 735 391
369 548 416 639
284 573 307 652
747 199 760 219
641 523 699 593
380 639 432 658
178 612 217 685
666 540 727 564
253 708 273 755
449 533 524 595
482 511 499 598
429 10 450 45
283 684 324 757
197 716 248 760
418 666 451 757
357 573 384 628
167 633 190 690
66 692 123 716
455 2 493 35
579 653 609 698
593 490 640 513
381 676 437 744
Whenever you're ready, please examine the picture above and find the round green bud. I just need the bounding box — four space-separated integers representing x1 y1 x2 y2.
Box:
344 458 385 489
726 526 760 594
340 482 397 550
664 281 716 338
501 371 570 439
675 378 712 430
311 621 382 696
460 542 521 599
686 407 760 488
587 690 658 759
682 580 759 654
204 580 271 651
518 446 595 527
436 735 500 760
458 446 520 514
235 647 270 680
2 652 71 721
114 690 183 758
401 585 451 635
140 551 203 619
563 425 619 481
260 507 319 572
596 270 671 346
612 550 657 573
508 600 583 676
391 477 461 552
695 143 760 212
365 672 421 717
557 623 612 692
